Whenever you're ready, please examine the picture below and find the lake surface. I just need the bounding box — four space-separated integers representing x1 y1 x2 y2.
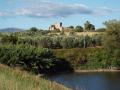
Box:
49 72 120 90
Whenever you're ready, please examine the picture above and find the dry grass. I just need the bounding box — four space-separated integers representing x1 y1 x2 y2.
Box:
48 31 104 37
0 64 70 90
75 32 104 36
63 31 104 37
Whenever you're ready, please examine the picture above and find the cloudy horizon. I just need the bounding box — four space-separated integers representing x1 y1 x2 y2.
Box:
0 0 120 29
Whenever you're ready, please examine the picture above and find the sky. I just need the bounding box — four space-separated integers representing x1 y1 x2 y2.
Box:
0 0 120 30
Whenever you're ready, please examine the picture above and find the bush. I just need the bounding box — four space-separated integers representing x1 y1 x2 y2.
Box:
53 48 108 69
75 26 83 32
103 20 120 68
1 34 18 44
0 45 72 74
96 28 106 32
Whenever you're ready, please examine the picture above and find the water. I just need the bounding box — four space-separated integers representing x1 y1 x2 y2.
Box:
49 72 120 90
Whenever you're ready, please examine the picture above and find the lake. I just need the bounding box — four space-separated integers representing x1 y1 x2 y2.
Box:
49 72 120 90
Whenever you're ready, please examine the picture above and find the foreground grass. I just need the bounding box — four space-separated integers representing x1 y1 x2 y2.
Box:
0 64 70 90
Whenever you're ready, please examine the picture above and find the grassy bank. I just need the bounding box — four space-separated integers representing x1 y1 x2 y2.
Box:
0 64 70 90
75 69 120 73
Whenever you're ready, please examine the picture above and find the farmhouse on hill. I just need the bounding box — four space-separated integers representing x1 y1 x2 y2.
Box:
49 22 63 31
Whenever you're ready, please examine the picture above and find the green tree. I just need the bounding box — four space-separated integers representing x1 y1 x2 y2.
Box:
103 20 120 68
75 26 83 32
30 27 38 32
90 24 95 31
68 26 74 29
84 21 95 31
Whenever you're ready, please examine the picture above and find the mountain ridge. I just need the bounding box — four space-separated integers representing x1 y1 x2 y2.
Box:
0 28 24 32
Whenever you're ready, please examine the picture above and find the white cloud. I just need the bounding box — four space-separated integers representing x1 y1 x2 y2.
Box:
15 1 93 18
94 7 120 15
1 0 120 18
0 11 7 16
0 12 3 16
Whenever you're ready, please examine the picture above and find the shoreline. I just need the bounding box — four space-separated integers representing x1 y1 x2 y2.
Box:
75 69 120 73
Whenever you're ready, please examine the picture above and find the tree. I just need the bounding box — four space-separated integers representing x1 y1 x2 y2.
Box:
90 24 95 31
68 26 74 29
75 26 83 32
104 20 120 49
84 21 95 31
103 20 120 68
30 27 38 32
84 21 91 31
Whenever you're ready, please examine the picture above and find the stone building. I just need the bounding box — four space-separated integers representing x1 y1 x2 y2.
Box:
49 22 63 31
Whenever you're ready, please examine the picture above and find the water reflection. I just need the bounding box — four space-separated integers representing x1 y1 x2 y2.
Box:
49 72 120 90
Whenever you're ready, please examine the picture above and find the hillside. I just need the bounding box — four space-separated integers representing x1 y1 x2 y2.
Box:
0 64 70 90
0 28 23 32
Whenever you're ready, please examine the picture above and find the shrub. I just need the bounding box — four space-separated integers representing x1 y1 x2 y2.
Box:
53 48 109 69
103 20 120 68
75 26 83 32
0 45 72 74
1 34 18 44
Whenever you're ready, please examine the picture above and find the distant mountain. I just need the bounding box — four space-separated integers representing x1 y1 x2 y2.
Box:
0 28 24 32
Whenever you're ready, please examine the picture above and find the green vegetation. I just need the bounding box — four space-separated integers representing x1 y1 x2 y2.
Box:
103 20 120 68
75 25 84 32
0 45 73 74
0 19 120 90
0 19 120 73
96 28 106 32
53 20 120 70
84 21 95 31
0 64 70 90
0 34 103 49
1 34 18 44
53 48 108 70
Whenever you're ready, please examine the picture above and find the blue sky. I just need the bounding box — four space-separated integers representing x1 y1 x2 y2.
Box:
0 0 120 29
